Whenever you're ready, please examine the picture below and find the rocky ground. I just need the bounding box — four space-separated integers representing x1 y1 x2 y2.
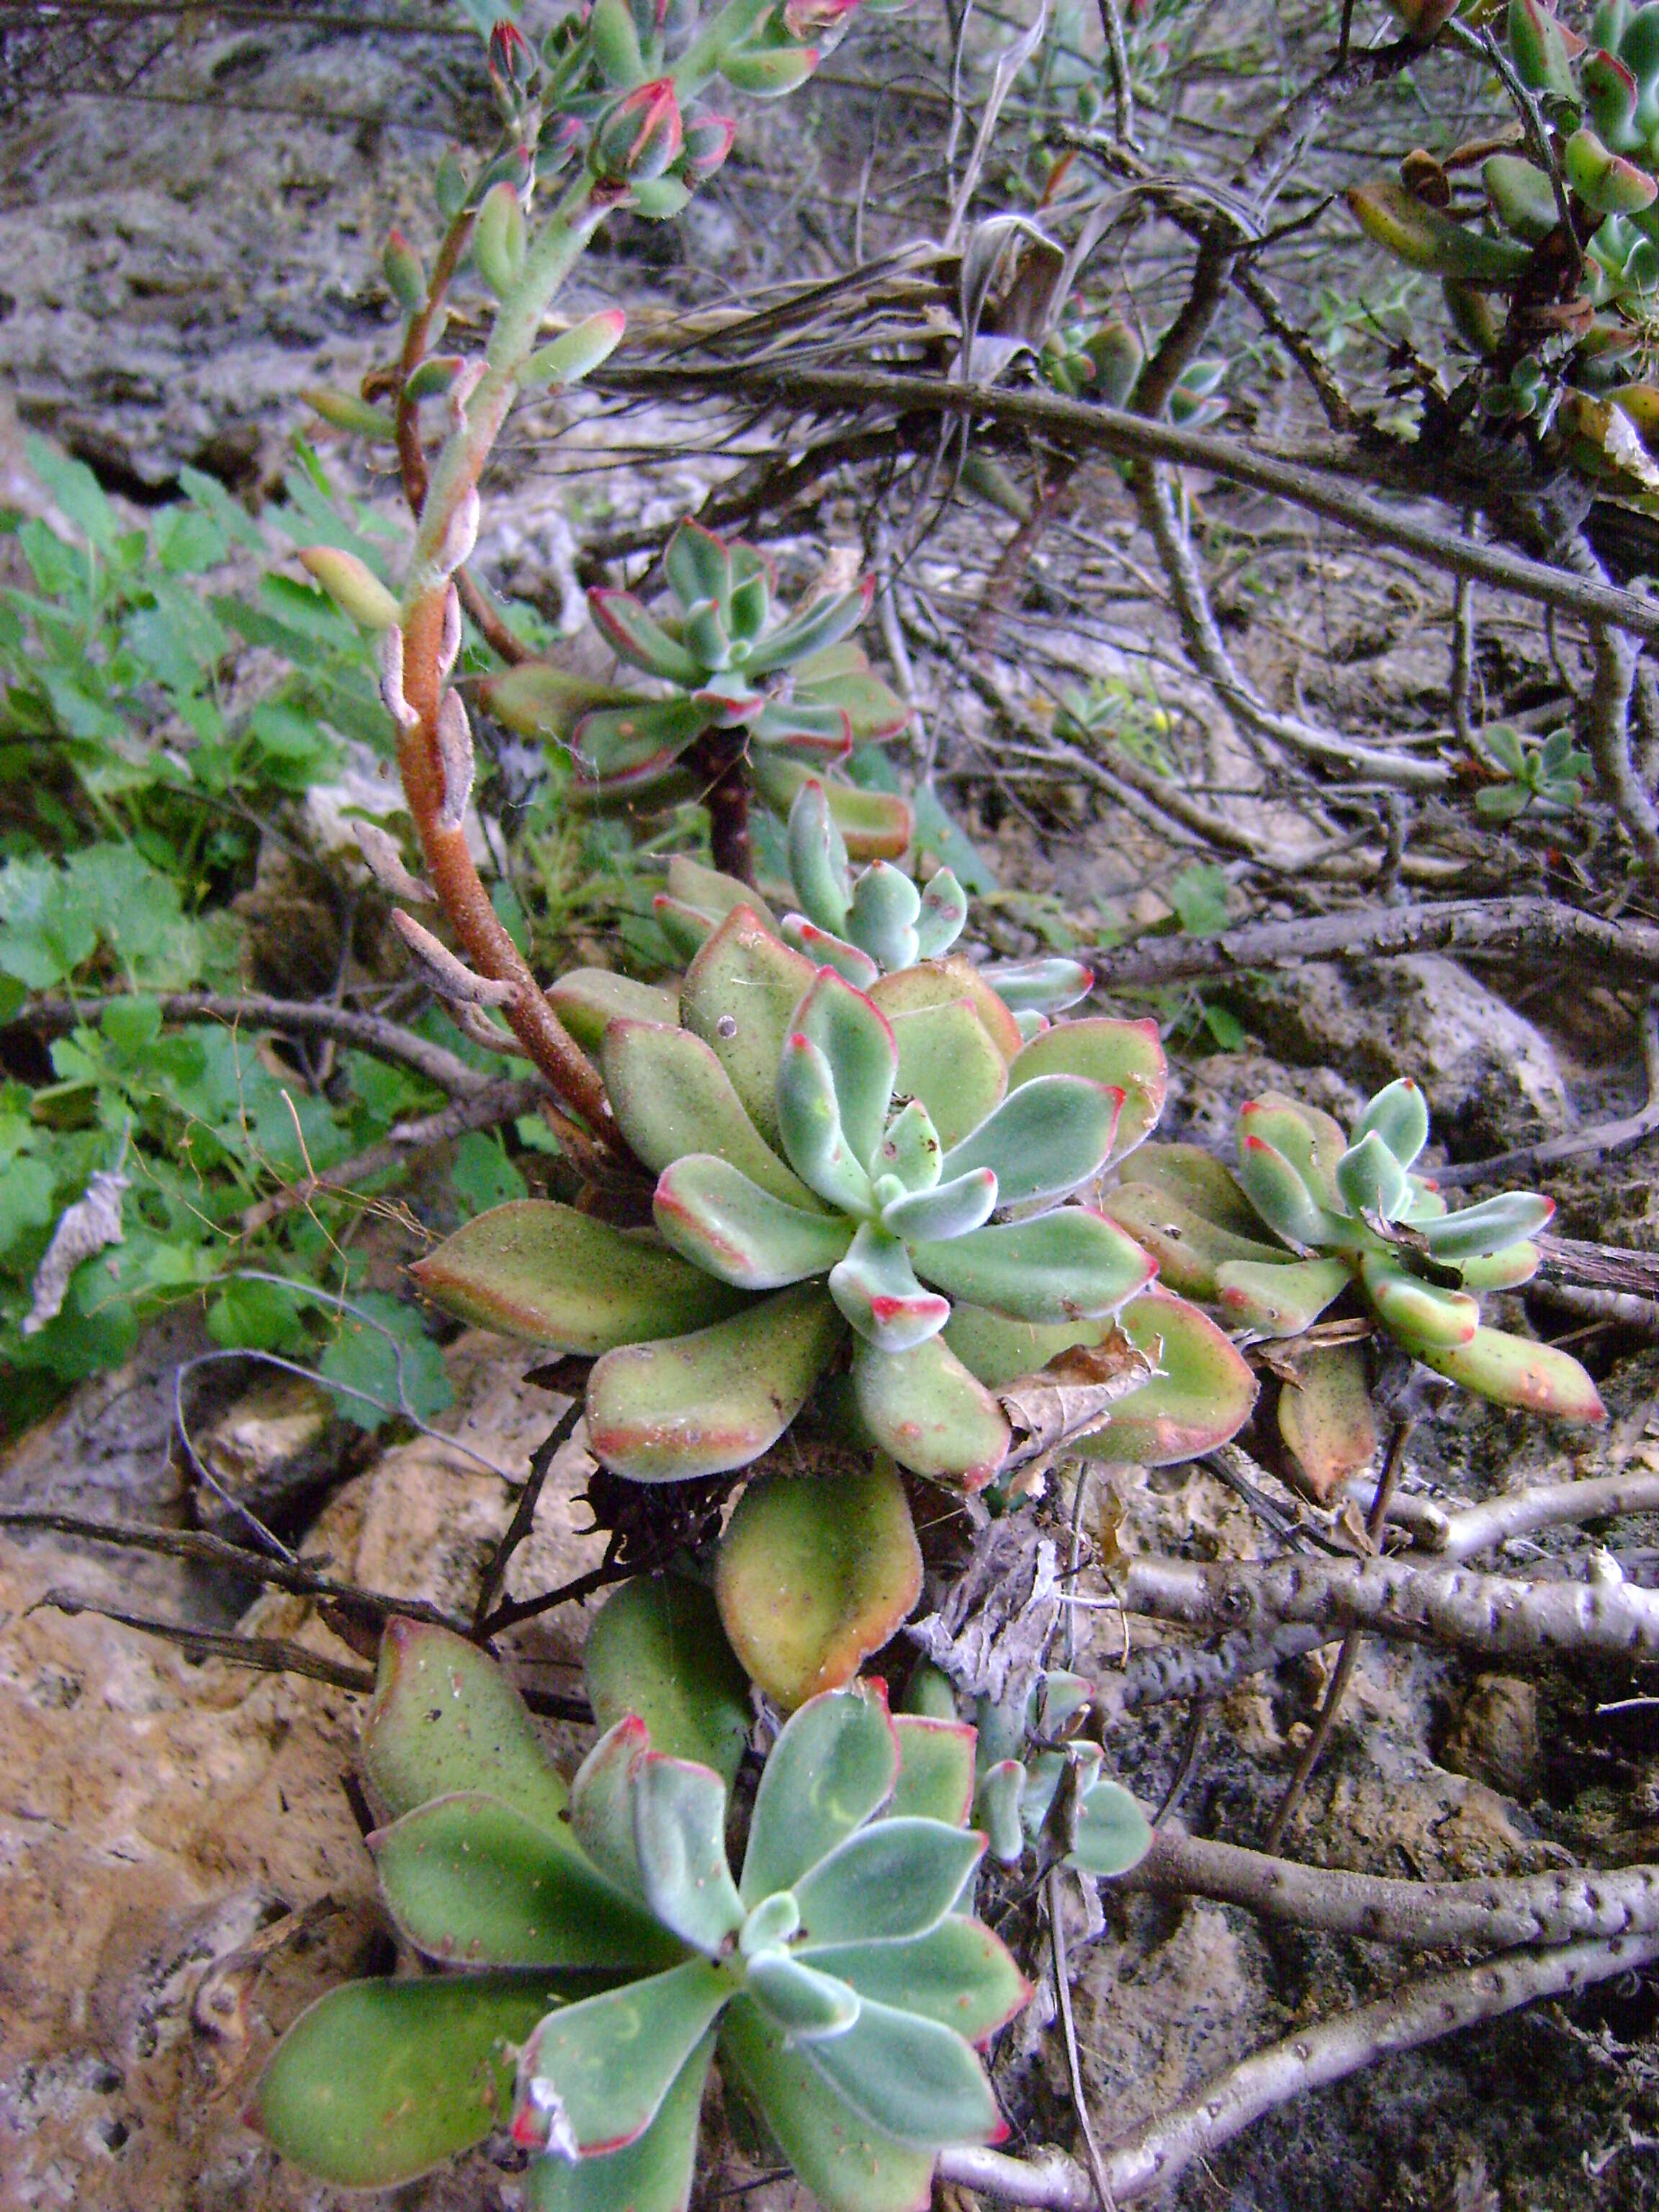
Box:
4 14 1659 2211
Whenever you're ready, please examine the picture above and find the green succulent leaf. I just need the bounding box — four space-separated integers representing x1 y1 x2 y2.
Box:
370 1792 675 1969
1346 178 1534 279
667 855 779 930
1008 1016 1166 1161
797 1996 1001 2149
974 1758 1028 1865
1068 1779 1154 1877
741 1683 900 1904
1335 1130 1412 1222
845 863 922 971
873 1098 947 1196
745 1951 863 2040
752 755 915 860
745 582 875 677
941 1075 1121 1209
361 1619 570 1830
793 1819 984 1950
681 907 817 1148
590 590 707 685
806 1920 1028 2044
777 1032 880 1215
719 1997 938 2212
1458 1238 1542 1290
788 779 854 933
752 698 854 756
793 968 899 1166
909 1207 1154 1324
915 869 968 960
602 1021 821 1208
665 521 734 617
889 1715 976 1826
632 1754 746 1954
871 956 1025 1063
979 957 1092 1016
569 1717 652 1900
584 1577 752 1787
716 1460 924 1709
1352 1077 1430 1168
585 1282 845 1483
850 1334 1012 1488
1357 1253 1480 1349
1214 1255 1350 1336
1076 1288 1259 1466
411 1201 746 1352
256 1974 562 2188
516 1958 731 2157
880 1168 1000 1244
576 697 711 782
1277 1341 1379 1503
1236 1135 1335 1249
547 969 681 1052
1238 1097 1348 1204
1483 152 1561 241
830 1223 953 1352
780 914 883 989
886 999 1010 1150
655 1154 855 1289
1416 1323 1606 1419
1418 1190 1555 1259
524 2031 714 2212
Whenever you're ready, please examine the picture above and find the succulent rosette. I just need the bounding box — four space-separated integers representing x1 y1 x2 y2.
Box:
481 521 914 851
1107 1078 1605 1496
256 1622 1028 2212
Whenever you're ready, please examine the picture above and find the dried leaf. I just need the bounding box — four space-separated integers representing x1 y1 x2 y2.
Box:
997 1327 1154 1470
908 1518 1058 1709
24 1167 128 1336
352 821 433 902
391 910 518 1007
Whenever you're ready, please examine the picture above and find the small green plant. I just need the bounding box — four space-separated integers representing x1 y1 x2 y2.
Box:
1474 721 1592 818
1107 1078 1605 1496
256 1619 1029 2212
478 520 914 879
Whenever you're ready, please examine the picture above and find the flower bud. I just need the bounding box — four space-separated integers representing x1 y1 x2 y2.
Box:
521 308 627 392
590 78 683 183
382 229 426 314
589 0 646 86
487 19 539 113
680 112 736 184
298 546 400 630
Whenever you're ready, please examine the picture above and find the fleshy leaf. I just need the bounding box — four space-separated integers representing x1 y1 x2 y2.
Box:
1236 1135 1334 1249
777 1031 879 1215
807 1920 1028 2044
1010 1016 1166 1161
886 999 1010 1149
874 1098 946 1196
1458 1238 1542 1290
1352 1077 1429 1167
793 1819 984 1950
667 855 778 930
590 589 706 685
793 968 898 1166
548 969 680 1051
746 1951 863 2040
655 1154 854 1288
973 1761 1028 1866
1214 1255 1350 1336
1277 1342 1379 1502
524 2031 714 2212
1115 1141 1272 1239
584 1577 751 1786
1100 1182 1282 1296
1077 1288 1259 1465
1419 1190 1555 1259
1238 1096 1347 1205
412 1202 746 1351
880 1169 999 1244
666 520 733 616
370 1793 674 1969
570 1717 651 1899
576 697 710 781
1357 1254 1479 1349
851 1334 1011 1488
1335 1130 1411 1223
1416 1325 1607 1419
788 779 854 932
745 582 875 676
632 1754 745 1954
361 1618 569 1830
742 1683 899 1904
915 869 968 960
1068 1776 1153 1878
830 1223 953 1352
889 1716 976 1827
979 958 1092 1016
256 1975 561 2188
586 1282 845 1482
909 1208 1154 1323
716 1460 924 1709
516 1959 730 2157
940 1076 1121 1209
681 906 817 1146
780 915 882 990
719 1997 938 2212
750 755 914 860
799 1997 1001 2148
602 1021 820 1208
845 863 922 971
871 956 1025 1063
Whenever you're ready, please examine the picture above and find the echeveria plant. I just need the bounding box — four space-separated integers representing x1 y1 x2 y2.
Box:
256 1622 1029 2212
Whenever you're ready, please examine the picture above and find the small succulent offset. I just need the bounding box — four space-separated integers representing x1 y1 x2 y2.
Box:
908 1663 1153 1880
1347 1 1659 487
1108 1079 1605 1496
1474 721 1592 818
482 519 914 854
257 1622 1028 2212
